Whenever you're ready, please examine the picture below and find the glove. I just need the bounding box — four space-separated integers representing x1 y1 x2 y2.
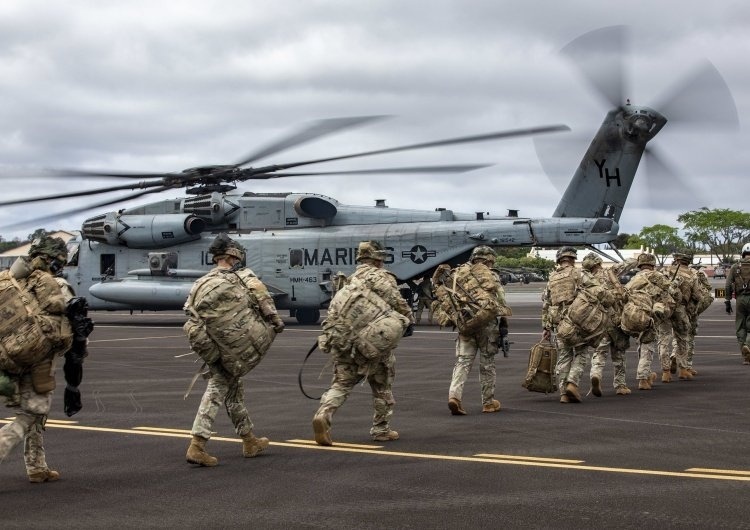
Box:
403 324 415 337
64 385 82 417
271 315 285 334
726 300 733 315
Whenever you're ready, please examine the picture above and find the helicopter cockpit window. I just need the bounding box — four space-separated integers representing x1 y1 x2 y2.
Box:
289 249 303 268
100 253 115 277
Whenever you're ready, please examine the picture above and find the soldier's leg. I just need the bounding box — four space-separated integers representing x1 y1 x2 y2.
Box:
368 353 396 438
314 358 361 425
448 335 478 402
23 419 48 476
415 300 424 324
736 295 750 362
656 318 674 382
223 377 253 437
566 345 590 388
590 336 608 385
611 345 627 389
555 338 574 398
191 372 230 440
478 347 497 407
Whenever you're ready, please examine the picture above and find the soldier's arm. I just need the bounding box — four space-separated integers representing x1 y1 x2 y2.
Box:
244 275 285 332
725 266 735 300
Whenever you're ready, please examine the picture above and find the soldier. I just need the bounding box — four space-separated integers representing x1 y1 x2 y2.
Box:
658 250 704 382
313 241 414 445
542 247 612 403
331 271 348 295
447 246 510 415
586 253 636 396
184 234 284 467
414 275 434 325
725 243 750 365
673 265 713 375
0 236 74 483
624 253 674 390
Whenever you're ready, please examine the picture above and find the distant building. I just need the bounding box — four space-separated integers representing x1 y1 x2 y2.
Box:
0 231 75 270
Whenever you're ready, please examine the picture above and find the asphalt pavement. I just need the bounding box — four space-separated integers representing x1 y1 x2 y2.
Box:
1 281 749 529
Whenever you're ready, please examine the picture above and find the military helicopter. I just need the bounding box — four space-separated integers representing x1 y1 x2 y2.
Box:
1 27 737 324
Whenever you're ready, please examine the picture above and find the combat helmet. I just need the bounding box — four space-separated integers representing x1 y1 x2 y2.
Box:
356 240 386 262
636 253 657 268
29 235 68 262
208 233 245 263
672 249 693 265
555 246 577 264
470 245 497 264
581 252 603 271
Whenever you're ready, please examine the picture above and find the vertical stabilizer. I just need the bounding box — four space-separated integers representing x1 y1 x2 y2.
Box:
553 105 666 221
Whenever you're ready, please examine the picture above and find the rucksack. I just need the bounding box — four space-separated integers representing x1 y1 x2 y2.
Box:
431 262 507 334
522 339 558 393
555 284 608 347
319 272 410 360
184 268 275 377
0 267 73 374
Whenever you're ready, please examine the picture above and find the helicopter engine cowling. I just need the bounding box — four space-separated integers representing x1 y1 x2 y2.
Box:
82 213 205 249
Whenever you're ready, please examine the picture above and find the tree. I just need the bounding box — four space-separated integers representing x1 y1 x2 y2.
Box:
678 208 750 264
26 228 49 242
610 233 631 249
624 234 645 249
637 224 685 266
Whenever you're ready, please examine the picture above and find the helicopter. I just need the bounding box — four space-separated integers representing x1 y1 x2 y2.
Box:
1 27 737 324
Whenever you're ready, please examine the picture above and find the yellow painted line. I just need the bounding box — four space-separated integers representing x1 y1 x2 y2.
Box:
475 453 583 464
1 419 749 482
46 419 80 425
133 426 194 434
686 468 750 476
286 439 383 450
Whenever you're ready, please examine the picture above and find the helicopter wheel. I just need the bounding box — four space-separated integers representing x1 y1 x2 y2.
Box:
295 308 321 325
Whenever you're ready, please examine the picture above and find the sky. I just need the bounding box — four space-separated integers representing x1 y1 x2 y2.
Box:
0 0 748 241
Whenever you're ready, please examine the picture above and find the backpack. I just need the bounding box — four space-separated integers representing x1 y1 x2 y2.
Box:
555 284 608 347
184 268 275 377
0 268 73 374
522 339 558 393
431 262 507 334
319 273 410 361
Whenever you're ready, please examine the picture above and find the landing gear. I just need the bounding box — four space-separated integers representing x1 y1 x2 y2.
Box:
295 308 321 325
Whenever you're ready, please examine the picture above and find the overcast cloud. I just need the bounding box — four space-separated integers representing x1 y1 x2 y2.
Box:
0 0 748 241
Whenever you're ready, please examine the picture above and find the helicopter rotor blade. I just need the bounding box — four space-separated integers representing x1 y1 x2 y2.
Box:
652 60 739 130
53 169 176 179
642 146 703 208
560 25 630 109
241 164 493 179
0 180 168 207
242 124 570 177
233 115 390 167
0 186 171 231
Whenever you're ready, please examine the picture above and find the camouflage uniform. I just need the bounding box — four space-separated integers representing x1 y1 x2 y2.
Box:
447 247 509 414
0 236 70 483
672 268 713 374
724 253 750 364
624 254 674 389
542 247 611 403
313 241 413 444
415 276 434 325
658 253 704 381
186 234 283 466
589 256 636 395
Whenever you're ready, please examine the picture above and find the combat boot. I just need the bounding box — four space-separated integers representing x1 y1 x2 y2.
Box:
678 368 694 381
372 430 399 442
590 376 602 397
661 371 671 383
559 394 570 403
482 399 501 413
28 469 60 483
638 378 651 390
688 367 698 376
448 397 467 415
242 432 270 457
615 385 631 395
742 344 750 364
564 382 582 403
186 435 218 467
312 415 333 446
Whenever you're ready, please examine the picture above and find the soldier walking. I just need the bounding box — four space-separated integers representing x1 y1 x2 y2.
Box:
313 241 414 445
184 234 284 466
725 243 750 364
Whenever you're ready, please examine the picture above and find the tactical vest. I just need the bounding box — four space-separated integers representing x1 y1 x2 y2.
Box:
319 271 410 360
547 266 578 306
0 268 73 374
184 268 275 377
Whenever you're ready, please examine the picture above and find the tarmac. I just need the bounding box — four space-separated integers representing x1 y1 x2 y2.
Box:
1 280 749 529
